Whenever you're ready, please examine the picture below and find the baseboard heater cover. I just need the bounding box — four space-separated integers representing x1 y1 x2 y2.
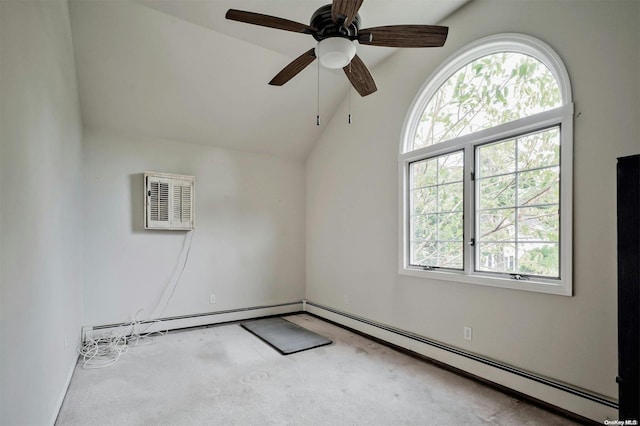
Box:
303 300 618 420
82 301 303 342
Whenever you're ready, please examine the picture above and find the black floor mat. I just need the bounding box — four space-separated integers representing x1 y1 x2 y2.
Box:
240 317 332 355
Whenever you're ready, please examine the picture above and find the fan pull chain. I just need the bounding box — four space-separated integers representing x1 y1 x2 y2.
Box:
316 51 321 126
348 62 352 124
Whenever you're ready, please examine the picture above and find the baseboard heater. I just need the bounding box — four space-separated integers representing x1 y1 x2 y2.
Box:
303 300 618 422
82 301 303 342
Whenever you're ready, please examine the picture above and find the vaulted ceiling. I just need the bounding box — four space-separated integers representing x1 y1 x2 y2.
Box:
69 0 469 160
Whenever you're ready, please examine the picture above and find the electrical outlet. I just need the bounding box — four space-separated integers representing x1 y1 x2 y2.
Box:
209 294 216 304
344 294 350 305
464 326 473 341
64 336 69 350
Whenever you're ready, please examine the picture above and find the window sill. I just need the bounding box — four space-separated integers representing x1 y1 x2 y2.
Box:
399 267 572 296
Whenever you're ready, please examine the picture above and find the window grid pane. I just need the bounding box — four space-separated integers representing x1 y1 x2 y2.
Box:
410 151 464 269
475 127 560 277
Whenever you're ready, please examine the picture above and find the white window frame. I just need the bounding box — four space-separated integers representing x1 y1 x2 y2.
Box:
398 34 573 296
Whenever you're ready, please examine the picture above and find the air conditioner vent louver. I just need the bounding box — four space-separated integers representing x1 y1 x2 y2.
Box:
150 180 170 222
144 172 195 230
173 183 192 224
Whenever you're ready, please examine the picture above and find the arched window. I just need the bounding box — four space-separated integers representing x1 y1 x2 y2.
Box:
399 34 573 295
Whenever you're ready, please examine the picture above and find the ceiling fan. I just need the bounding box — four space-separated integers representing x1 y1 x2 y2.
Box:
225 0 448 97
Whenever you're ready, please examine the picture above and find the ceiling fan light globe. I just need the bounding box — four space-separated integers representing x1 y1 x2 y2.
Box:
315 37 356 69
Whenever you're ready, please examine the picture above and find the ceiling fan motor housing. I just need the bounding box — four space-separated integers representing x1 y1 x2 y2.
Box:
311 4 361 41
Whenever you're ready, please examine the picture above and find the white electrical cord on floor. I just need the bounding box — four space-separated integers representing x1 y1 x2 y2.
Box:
79 230 195 369
78 310 165 369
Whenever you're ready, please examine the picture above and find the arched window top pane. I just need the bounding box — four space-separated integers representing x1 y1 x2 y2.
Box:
412 52 562 151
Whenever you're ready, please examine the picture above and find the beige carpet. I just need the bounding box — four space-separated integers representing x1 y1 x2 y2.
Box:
56 314 580 425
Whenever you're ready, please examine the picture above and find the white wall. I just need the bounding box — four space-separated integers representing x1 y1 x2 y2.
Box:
307 0 639 410
0 1 84 424
82 129 305 326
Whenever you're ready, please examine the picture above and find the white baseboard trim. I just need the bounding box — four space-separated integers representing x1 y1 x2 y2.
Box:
50 354 78 426
304 300 618 423
81 301 303 342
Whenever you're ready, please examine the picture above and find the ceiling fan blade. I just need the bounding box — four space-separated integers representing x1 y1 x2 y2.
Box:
331 0 364 27
226 9 316 34
343 55 377 97
269 49 317 86
358 25 448 48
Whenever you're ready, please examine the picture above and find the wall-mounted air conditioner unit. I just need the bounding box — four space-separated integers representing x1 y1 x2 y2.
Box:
144 172 195 230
